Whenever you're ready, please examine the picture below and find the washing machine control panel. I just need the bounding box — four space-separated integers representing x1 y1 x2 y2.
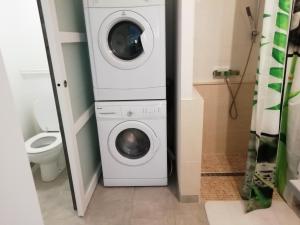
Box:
96 102 166 119
122 106 163 118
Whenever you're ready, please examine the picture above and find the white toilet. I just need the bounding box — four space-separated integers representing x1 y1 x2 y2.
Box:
25 94 65 182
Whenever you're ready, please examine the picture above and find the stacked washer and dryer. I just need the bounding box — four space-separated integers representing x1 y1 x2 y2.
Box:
84 0 168 186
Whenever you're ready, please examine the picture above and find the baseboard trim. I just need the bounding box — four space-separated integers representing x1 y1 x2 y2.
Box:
178 194 199 203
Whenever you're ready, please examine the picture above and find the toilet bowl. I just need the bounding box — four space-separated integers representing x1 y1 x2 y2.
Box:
25 94 65 182
26 132 65 182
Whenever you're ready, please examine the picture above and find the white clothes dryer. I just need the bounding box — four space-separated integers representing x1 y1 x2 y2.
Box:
95 100 167 186
84 0 166 101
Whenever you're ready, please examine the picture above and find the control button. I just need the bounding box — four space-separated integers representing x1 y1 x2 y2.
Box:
127 111 133 117
147 107 154 114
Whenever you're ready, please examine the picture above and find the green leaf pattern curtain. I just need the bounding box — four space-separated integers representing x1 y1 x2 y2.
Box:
277 0 300 199
241 0 294 212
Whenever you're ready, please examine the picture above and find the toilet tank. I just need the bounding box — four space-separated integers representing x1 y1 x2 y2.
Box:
33 94 60 132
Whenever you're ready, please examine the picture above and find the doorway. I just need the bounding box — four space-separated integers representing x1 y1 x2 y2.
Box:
0 0 76 223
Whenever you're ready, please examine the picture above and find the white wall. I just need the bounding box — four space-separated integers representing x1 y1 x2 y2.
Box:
176 0 204 200
0 0 52 140
177 0 196 99
0 52 44 225
194 0 261 83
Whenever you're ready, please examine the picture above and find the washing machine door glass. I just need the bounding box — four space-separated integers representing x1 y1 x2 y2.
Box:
99 11 154 70
108 121 159 166
115 128 150 159
108 21 144 61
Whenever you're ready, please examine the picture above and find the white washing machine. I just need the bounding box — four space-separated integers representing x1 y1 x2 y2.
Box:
84 0 166 101
95 100 167 186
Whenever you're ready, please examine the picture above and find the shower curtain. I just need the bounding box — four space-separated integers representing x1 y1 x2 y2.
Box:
277 0 300 199
241 0 294 212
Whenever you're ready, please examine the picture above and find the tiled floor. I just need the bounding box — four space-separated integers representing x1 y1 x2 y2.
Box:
201 176 244 201
34 169 76 224
200 175 282 202
201 154 247 174
201 152 246 201
84 185 209 225
34 171 209 225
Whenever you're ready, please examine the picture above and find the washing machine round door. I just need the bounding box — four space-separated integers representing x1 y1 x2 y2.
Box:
98 11 154 70
108 121 159 166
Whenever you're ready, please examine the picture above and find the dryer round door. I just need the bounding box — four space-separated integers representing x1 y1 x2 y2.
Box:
98 10 154 70
108 121 159 166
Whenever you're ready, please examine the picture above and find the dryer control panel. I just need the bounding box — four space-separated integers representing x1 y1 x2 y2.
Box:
95 101 166 119
87 0 165 8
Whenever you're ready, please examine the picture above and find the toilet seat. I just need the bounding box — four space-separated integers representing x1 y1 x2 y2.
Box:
26 132 62 154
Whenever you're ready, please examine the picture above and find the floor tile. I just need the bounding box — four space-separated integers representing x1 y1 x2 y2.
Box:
202 153 247 174
130 218 174 225
175 215 203 225
35 173 209 225
201 175 282 201
34 170 76 225
175 202 209 225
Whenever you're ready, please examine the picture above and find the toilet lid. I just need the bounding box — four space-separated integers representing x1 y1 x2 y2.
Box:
34 94 59 131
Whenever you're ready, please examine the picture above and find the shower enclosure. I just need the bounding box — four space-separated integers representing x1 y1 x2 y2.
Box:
194 0 264 201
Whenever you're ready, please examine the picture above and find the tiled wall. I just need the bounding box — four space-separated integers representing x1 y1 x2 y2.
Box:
176 0 204 201
194 0 262 83
193 0 264 170
195 83 254 157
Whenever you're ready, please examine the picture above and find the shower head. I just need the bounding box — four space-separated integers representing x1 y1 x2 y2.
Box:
246 6 253 18
246 6 255 29
245 6 259 42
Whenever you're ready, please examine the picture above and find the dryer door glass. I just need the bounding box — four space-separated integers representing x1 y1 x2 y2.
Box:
108 21 144 60
115 128 150 159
